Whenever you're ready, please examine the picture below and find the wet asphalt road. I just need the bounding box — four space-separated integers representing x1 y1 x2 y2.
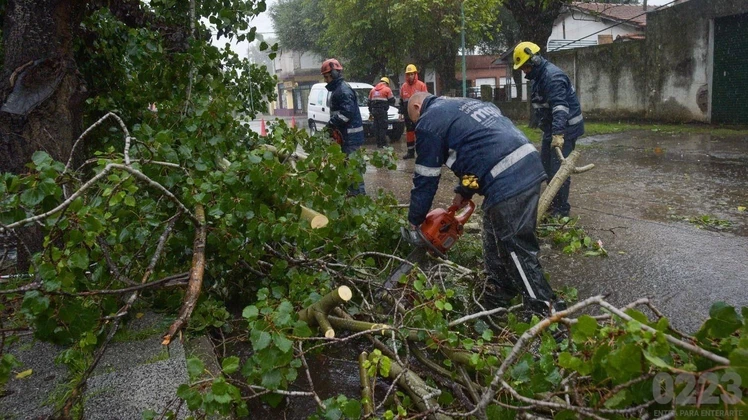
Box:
362 130 748 333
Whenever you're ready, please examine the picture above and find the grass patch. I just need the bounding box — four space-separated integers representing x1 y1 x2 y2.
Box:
517 121 748 144
538 216 608 257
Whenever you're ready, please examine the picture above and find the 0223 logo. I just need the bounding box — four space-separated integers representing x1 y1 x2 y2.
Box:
653 371 743 405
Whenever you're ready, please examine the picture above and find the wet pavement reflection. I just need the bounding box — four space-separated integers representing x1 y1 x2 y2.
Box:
363 131 748 333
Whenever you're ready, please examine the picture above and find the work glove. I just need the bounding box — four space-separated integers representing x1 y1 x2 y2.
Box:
551 134 565 149
400 225 424 247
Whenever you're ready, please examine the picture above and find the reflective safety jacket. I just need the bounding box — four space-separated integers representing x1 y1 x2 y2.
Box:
526 57 584 140
326 76 365 144
368 82 395 113
399 75 428 115
408 96 546 226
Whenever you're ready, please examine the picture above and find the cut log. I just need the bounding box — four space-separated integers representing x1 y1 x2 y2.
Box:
537 149 595 225
297 202 329 229
297 286 352 337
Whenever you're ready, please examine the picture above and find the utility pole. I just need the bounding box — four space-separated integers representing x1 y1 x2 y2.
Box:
461 1 466 97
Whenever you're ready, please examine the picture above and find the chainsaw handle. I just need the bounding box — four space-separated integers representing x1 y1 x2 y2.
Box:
447 200 475 226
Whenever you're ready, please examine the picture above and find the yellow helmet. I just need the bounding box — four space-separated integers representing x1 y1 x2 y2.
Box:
405 64 418 74
380 77 391 85
513 41 541 70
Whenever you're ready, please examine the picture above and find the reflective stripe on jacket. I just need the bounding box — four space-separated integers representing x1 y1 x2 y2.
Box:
526 57 584 140
408 96 546 226
399 75 428 115
368 82 395 113
326 77 365 144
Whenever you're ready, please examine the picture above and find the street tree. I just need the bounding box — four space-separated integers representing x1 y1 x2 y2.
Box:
269 0 328 56
320 0 407 83
0 0 276 267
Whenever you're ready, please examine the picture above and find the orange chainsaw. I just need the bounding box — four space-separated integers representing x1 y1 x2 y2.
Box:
384 200 475 289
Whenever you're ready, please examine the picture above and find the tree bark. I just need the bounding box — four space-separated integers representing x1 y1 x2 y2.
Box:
1 0 88 270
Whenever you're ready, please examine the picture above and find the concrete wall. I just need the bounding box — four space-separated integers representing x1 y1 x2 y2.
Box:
544 0 748 123
496 101 531 122
551 41 647 120
645 0 748 122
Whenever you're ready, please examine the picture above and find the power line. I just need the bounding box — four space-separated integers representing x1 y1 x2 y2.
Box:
547 0 679 52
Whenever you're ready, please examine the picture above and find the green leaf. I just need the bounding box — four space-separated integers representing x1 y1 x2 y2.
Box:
342 399 362 419
606 343 642 382
697 302 742 339
272 333 293 353
510 360 530 383
261 369 282 389
176 384 203 411
242 305 259 320
222 356 240 374
250 330 272 351
603 389 628 408
728 348 748 385
186 357 205 379
21 291 50 317
643 349 671 369
20 187 47 206
571 315 597 343
379 356 391 377
31 151 53 168
68 249 89 270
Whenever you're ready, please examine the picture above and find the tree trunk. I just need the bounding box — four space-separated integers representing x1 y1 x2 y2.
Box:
504 0 567 53
433 43 459 95
0 0 87 269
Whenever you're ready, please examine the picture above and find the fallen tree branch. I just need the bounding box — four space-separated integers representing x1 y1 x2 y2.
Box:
359 351 374 416
162 204 206 345
537 149 594 225
387 357 452 420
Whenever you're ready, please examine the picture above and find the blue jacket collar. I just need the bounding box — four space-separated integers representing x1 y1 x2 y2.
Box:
524 57 548 80
325 76 344 91
420 95 437 114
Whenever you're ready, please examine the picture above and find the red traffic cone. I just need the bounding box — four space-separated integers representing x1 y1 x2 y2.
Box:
260 118 267 136
291 115 296 128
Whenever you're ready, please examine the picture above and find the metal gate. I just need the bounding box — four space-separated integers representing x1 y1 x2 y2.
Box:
712 12 748 124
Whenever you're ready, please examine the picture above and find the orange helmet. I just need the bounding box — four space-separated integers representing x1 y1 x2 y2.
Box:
320 58 343 74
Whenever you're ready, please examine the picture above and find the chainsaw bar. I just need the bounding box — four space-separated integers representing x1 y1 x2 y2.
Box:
382 247 427 290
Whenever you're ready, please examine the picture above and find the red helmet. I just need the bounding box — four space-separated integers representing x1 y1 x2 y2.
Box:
320 58 343 74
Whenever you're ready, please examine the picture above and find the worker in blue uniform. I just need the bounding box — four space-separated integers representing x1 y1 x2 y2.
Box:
321 58 366 196
514 41 584 218
402 92 566 316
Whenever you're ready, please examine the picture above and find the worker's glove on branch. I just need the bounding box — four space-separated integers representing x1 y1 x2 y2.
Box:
401 226 425 248
551 134 565 149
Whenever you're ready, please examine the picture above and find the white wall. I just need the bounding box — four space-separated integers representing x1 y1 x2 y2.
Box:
299 51 322 71
549 11 643 47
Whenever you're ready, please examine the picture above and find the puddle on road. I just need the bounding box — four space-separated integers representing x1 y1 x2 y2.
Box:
362 131 748 237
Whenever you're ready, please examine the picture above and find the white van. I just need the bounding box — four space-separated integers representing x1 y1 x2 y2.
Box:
307 82 404 141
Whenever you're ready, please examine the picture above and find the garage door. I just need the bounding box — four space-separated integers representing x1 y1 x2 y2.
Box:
712 12 748 124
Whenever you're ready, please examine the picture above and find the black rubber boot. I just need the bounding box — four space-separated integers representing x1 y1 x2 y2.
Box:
402 149 415 160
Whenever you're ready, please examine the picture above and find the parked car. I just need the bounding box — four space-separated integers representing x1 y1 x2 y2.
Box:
307 82 404 141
